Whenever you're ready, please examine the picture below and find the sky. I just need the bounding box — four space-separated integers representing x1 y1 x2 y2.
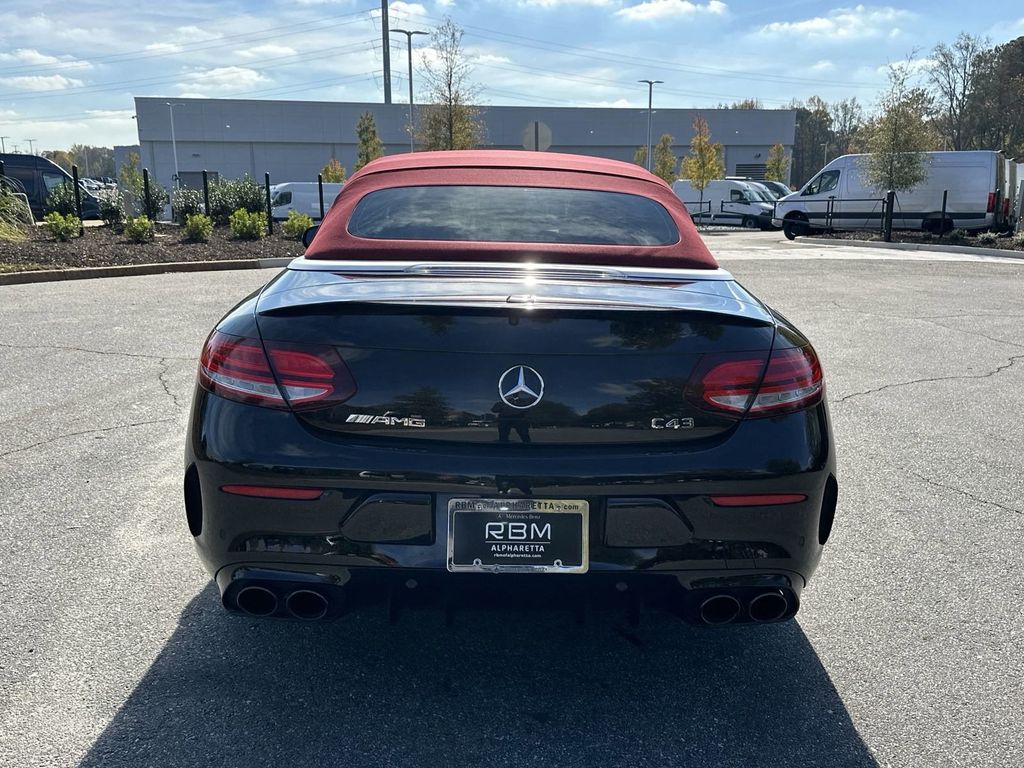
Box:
0 0 1021 152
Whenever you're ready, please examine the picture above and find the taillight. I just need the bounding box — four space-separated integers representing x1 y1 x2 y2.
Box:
987 192 996 213
1002 199 1010 217
689 345 823 417
198 330 356 410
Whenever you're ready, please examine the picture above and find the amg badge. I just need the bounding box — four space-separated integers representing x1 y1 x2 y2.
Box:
346 412 426 428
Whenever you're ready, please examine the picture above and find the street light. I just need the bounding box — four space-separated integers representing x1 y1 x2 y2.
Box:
392 28 427 153
25 138 36 155
639 79 663 172
0 137 9 153
166 102 185 187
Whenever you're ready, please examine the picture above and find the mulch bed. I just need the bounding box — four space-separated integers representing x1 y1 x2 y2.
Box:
1 224 307 271
814 229 1024 252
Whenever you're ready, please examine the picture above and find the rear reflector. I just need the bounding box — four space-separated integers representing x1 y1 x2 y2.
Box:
689 344 824 417
198 330 356 410
221 484 324 500
711 494 807 507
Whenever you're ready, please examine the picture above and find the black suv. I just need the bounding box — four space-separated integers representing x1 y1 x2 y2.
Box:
0 153 101 220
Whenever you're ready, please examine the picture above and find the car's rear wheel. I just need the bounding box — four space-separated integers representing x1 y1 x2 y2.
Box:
783 213 809 240
741 216 757 229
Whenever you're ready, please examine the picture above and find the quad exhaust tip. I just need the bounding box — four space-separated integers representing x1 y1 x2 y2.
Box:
749 590 789 622
699 594 742 625
236 585 279 617
285 589 330 621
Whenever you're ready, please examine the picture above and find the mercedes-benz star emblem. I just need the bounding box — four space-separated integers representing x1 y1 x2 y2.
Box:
498 365 545 409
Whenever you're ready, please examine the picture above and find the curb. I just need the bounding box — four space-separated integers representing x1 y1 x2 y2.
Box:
0 257 293 286
800 237 1024 261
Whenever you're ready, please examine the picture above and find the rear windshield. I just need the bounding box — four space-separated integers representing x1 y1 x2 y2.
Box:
347 185 680 245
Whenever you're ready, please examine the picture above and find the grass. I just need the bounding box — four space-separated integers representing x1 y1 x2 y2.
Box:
0 261 48 273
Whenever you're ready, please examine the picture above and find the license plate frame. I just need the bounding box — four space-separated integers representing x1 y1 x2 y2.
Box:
446 498 589 574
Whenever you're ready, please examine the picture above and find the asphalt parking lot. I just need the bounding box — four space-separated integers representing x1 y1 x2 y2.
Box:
1 231 1022 767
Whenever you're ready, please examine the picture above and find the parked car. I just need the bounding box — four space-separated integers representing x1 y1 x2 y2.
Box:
760 180 793 199
185 151 837 627
773 151 1010 240
0 153 101 220
270 181 344 221
725 176 788 200
672 179 776 229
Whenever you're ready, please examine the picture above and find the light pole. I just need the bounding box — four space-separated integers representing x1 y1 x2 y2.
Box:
392 28 427 153
25 138 36 155
639 79 663 172
0 137 8 153
821 141 829 168
166 102 184 187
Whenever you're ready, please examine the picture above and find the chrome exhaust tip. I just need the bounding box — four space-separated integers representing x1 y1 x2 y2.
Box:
698 594 741 625
285 589 330 621
236 585 278 617
749 590 789 622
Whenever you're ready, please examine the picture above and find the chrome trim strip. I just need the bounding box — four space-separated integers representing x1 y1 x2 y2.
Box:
285 257 734 283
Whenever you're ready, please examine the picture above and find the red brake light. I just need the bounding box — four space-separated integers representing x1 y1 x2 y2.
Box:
690 345 823 417
221 484 324 500
711 494 807 507
198 330 356 410
987 192 996 213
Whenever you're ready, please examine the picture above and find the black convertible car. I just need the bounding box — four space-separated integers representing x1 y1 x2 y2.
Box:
184 151 837 626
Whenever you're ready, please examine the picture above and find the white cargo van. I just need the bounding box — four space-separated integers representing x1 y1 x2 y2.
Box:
270 182 344 221
671 179 776 229
773 151 1008 239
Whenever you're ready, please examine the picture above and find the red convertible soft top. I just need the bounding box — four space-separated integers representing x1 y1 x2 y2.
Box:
304 150 718 270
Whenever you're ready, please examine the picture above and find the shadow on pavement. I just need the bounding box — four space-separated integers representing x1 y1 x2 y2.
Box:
79 585 875 767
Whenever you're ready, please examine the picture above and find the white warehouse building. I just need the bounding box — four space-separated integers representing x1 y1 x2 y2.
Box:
129 97 796 192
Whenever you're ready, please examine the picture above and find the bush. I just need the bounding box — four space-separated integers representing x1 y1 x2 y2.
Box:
229 208 266 240
0 187 32 241
975 231 999 246
124 215 154 243
183 213 214 242
43 212 81 241
947 229 968 243
47 182 79 215
1013 231 1024 249
234 176 266 214
282 209 314 239
142 183 169 220
172 187 204 224
208 177 266 223
97 188 126 228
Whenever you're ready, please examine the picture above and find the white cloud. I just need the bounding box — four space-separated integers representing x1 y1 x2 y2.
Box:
235 44 298 59
520 0 612 7
0 48 91 70
0 74 85 91
144 42 183 54
474 52 513 64
435 0 455 6
810 59 834 72
170 25 221 43
582 98 634 108
616 0 727 21
876 57 933 76
759 5 913 40
181 66 268 92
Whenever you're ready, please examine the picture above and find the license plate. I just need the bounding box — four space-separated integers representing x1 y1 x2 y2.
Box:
447 498 589 574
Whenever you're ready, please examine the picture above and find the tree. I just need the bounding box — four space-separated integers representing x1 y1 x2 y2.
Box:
717 98 763 110
928 33 987 151
652 134 677 183
320 158 347 182
633 145 647 168
69 145 115 177
860 59 935 194
764 143 791 183
43 150 76 172
829 97 865 156
680 116 724 224
118 151 167 218
354 112 383 171
418 17 483 151
967 36 1024 157
790 96 833 187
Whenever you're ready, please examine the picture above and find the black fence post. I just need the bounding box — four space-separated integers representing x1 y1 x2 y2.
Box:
0 160 5 181
317 173 325 220
264 172 273 235
72 164 84 236
883 189 895 242
939 189 948 239
142 168 152 221
202 170 210 217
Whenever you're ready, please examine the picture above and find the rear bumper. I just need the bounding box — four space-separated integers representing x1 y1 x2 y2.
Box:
185 391 837 619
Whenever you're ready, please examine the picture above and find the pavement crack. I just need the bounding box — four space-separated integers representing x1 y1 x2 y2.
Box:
0 341 192 362
0 418 176 460
157 358 185 410
835 354 1024 404
908 469 1023 516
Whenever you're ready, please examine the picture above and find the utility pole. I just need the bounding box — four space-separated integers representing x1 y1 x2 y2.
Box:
639 79 663 172
380 0 392 104
392 28 427 152
0 137 8 153
25 138 36 154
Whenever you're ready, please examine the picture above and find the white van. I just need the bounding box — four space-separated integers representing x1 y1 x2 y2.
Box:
671 179 776 229
773 151 1009 239
270 182 344 221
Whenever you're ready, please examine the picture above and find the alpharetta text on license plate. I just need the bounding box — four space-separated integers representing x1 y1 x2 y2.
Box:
446 498 589 574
